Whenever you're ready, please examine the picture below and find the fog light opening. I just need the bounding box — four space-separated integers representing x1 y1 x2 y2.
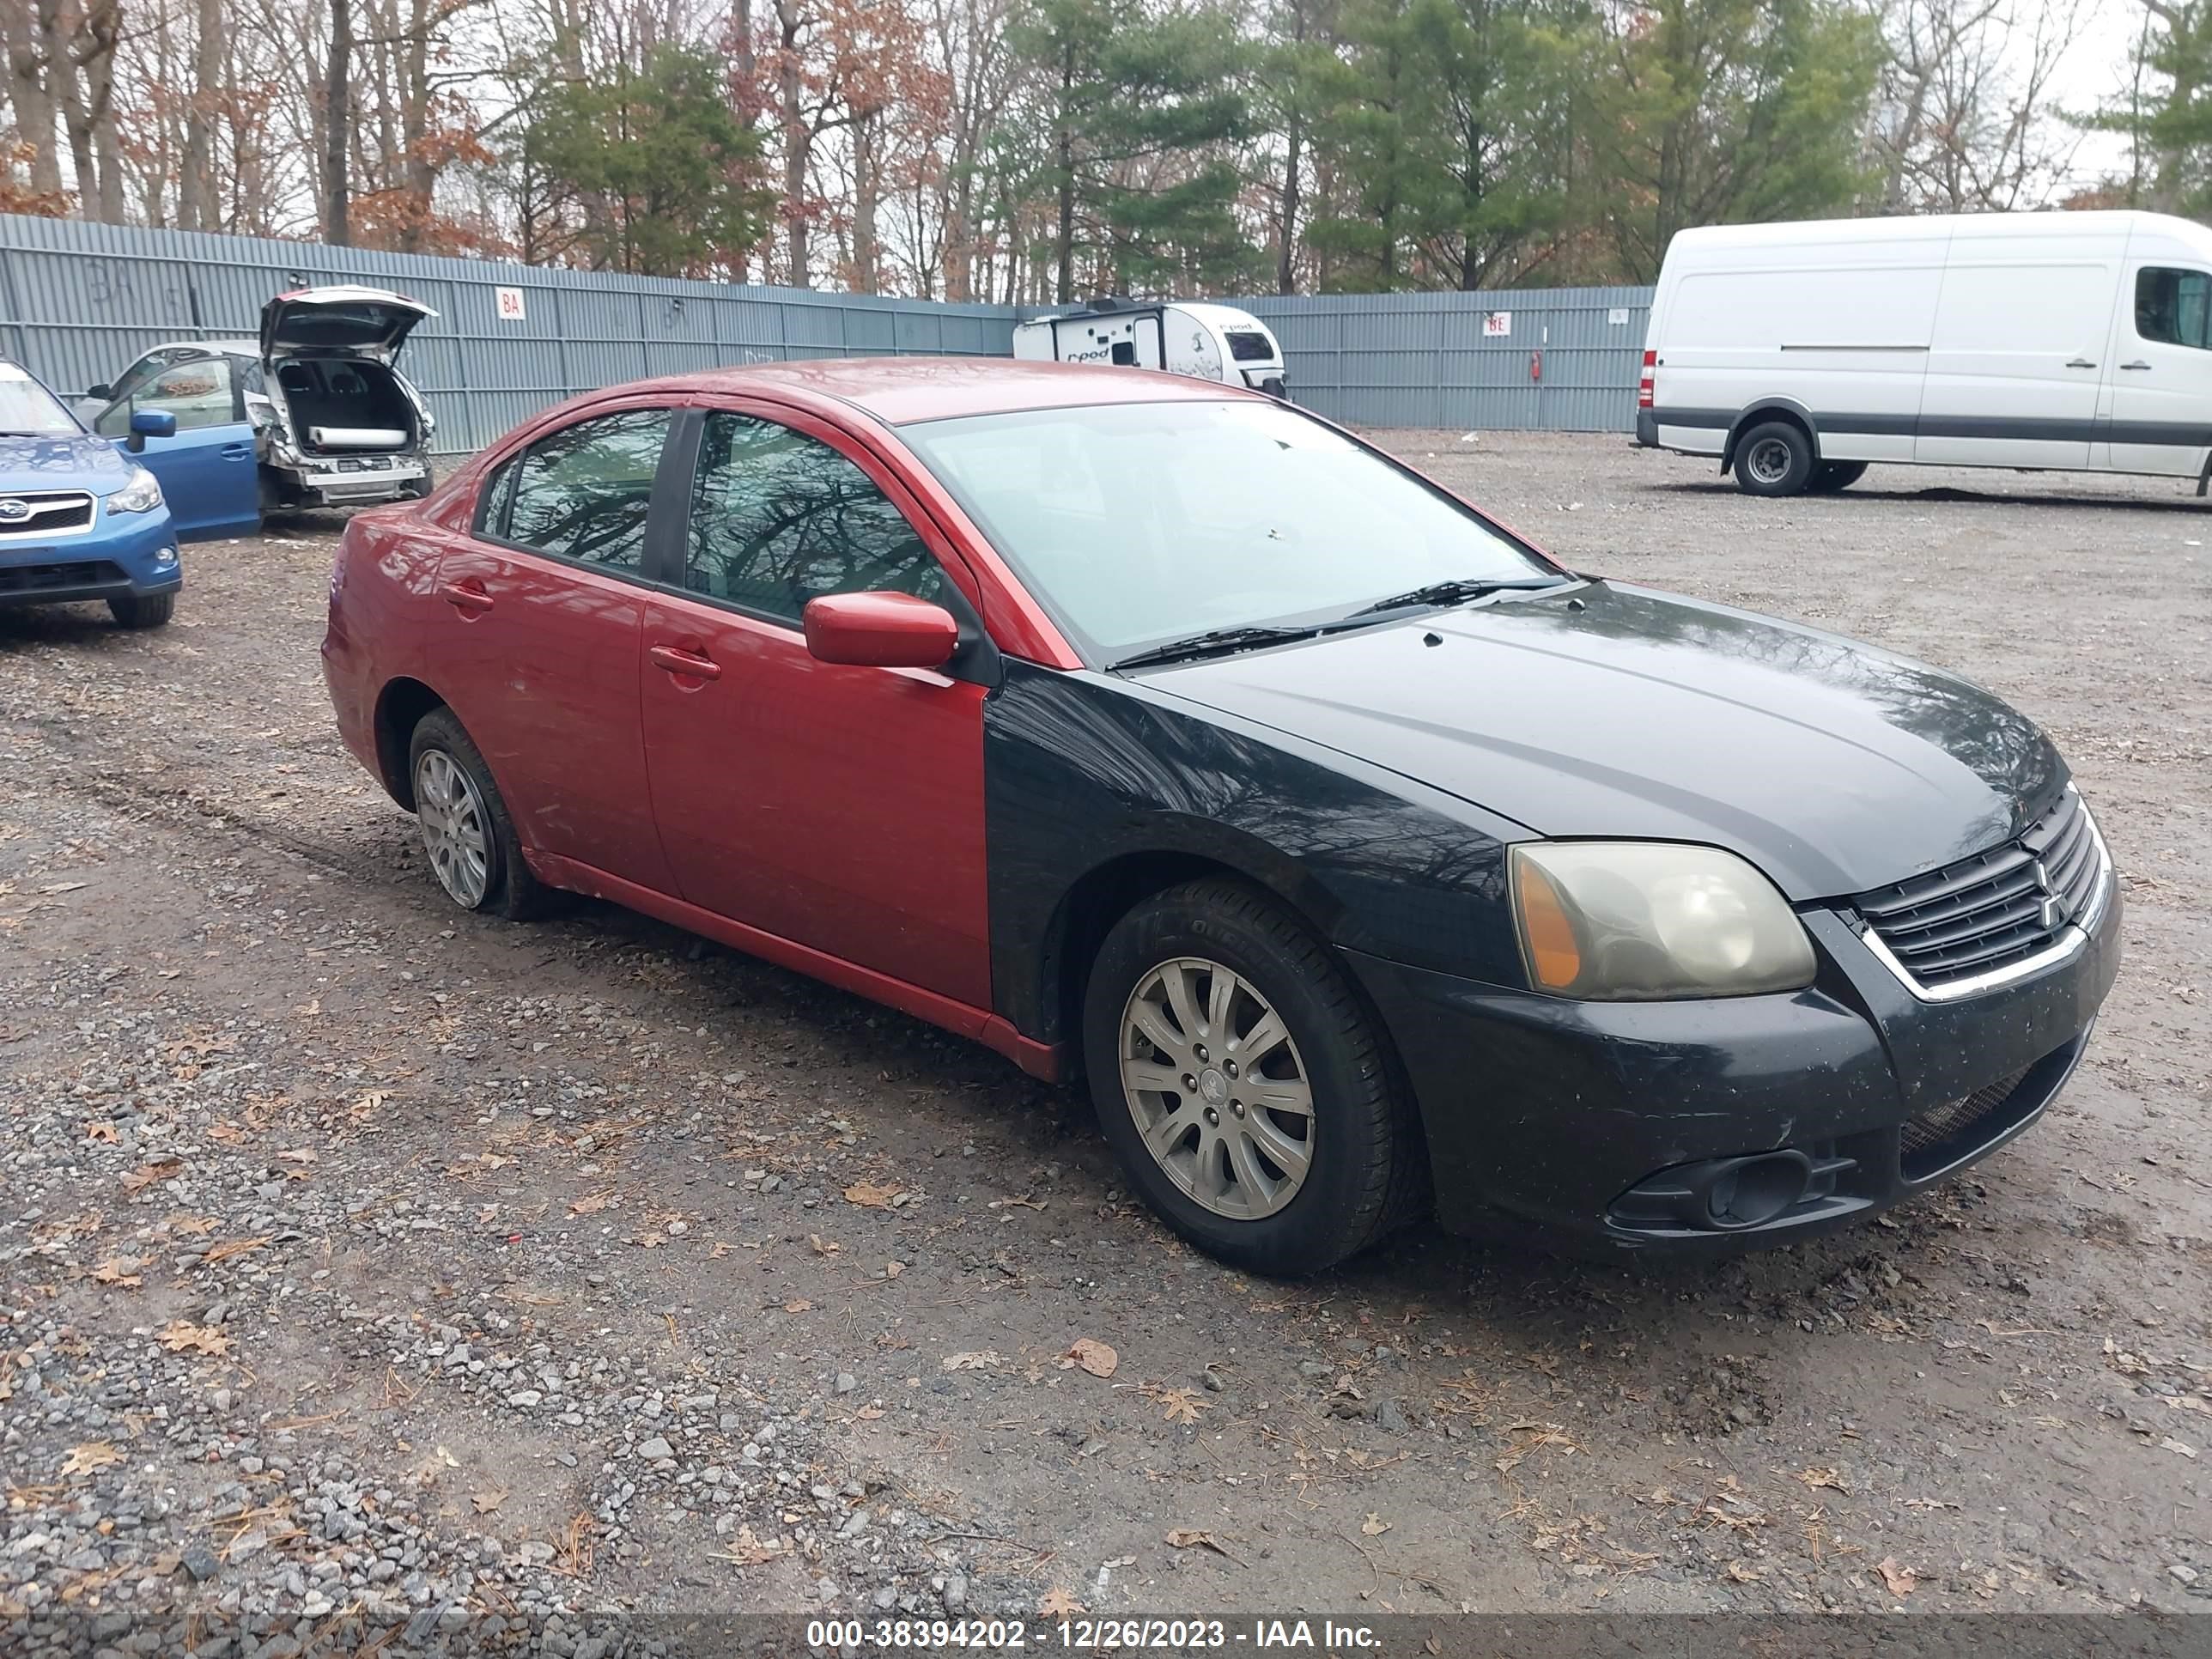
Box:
1707 1153 1809 1229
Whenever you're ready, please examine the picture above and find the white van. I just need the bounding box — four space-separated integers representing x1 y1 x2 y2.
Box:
1012 299 1289 398
1638 210 2212 496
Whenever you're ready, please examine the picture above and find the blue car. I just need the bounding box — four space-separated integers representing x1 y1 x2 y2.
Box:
0 359 187 629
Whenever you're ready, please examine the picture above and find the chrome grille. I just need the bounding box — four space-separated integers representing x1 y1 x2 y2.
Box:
1856 788 2108 996
0 490 95 538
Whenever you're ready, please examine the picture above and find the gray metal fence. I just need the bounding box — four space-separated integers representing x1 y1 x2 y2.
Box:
1244 286 1654 433
0 215 1656 444
0 216 1023 455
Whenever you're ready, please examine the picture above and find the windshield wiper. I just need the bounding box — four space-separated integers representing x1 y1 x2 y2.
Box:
1343 576 1570 620
1109 624 1331 671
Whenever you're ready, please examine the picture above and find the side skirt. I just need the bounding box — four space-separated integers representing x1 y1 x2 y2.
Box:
531 853 1064 1082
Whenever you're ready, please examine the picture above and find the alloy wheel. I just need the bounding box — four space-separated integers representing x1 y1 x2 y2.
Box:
1118 957 1316 1220
414 748 492 908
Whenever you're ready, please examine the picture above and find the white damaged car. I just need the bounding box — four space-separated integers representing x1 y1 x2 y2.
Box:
80 285 438 520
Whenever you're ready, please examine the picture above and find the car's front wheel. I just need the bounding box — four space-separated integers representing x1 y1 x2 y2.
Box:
1081 878 1424 1275
405 708 551 920
108 592 174 629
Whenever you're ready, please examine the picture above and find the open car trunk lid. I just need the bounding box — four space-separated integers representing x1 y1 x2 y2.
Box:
260 286 435 365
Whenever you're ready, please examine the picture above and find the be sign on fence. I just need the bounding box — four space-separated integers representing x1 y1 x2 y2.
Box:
1482 311 1511 338
495 286 527 322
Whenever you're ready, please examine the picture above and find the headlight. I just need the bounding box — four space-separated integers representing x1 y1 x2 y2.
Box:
108 465 164 515
1510 842 1816 1000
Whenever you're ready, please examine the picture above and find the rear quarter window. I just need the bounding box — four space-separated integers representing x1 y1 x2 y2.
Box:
1225 331 1276 362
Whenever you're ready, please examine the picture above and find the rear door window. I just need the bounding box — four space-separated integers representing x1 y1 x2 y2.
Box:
499 408 671 574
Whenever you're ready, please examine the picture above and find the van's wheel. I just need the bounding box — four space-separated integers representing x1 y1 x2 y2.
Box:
1733 422 1815 496
1081 878 1425 1276
405 708 554 921
1808 461 1869 493
107 592 174 629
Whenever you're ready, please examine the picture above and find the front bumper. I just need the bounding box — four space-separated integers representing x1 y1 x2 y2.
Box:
1346 872 2123 1258
0 509 183 608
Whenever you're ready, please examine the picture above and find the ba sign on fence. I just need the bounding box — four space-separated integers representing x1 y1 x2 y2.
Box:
495 286 526 321
1483 311 1511 338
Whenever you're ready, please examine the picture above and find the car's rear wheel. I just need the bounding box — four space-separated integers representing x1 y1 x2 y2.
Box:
108 592 173 629
1081 878 1423 1275
406 708 551 920
1808 460 1869 493
1733 422 1815 496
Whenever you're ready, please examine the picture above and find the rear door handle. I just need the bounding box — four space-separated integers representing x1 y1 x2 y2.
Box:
2121 361 2153 371
2065 358 2097 369
649 644 722 681
438 580 494 613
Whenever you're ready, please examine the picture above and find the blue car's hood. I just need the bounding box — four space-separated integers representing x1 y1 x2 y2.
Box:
0 431 130 495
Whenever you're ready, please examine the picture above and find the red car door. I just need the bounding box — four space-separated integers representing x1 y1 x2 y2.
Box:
637 404 991 1011
427 403 679 892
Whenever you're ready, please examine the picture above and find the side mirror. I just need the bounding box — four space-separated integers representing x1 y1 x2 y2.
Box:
86 383 114 403
802 591 961 670
126 410 177 453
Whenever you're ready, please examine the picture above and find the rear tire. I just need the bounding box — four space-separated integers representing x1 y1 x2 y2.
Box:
405 707 555 921
1081 878 1425 1276
108 592 174 629
1808 460 1868 493
1733 421 1815 496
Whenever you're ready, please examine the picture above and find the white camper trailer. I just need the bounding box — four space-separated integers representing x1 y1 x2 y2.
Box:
1638 209 2212 496
1012 299 1290 398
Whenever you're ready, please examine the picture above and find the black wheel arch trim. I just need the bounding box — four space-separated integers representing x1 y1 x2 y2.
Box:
1721 399 1820 472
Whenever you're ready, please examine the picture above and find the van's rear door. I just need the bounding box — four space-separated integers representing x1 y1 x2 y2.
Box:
1917 224 2124 470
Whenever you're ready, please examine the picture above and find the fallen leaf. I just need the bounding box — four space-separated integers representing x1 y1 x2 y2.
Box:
1796 1466 1849 1493
1360 1512 1392 1537
809 1233 840 1255
1877 1557 1917 1596
1724 1560 1765 1583
276 1149 318 1165
856 1405 884 1420
781 1298 814 1313
1037 1588 1085 1618
716 1525 786 1566
471 1490 507 1515
434 1445 461 1468
1157 1387 1206 1425
843 1180 899 1208
884 1261 903 1279
942 1351 1001 1371
1165 1528 1242 1562
62 1442 124 1476
156 1321 232 1357
569 1192 613 1215
2160 1437 2197 1458
83 1121 118 1144
207 1122 246 1146
90 1256 144 1288
1060 1338 1118 1379
120 1159 183 1194
204 1237 272 1264
167 1214 218 1237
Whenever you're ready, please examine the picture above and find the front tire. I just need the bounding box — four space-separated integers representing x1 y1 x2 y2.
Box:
1733 421 1815 496
1081 878 1423 1275
405 708 552 920
108 592 174 629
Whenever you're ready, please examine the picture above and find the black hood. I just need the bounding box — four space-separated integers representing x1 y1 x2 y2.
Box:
1137 581 2063 900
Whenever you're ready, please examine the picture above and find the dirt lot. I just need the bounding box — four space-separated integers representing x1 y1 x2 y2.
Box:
1 432 2207 1647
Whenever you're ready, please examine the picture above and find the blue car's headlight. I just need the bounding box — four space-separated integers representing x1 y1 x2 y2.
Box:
108 465 164 515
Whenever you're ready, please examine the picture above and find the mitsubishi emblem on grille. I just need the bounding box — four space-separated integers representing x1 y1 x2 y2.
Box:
2032 858 2067 931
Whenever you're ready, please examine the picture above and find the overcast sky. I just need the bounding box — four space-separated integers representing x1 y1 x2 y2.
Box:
2053 0 2143 192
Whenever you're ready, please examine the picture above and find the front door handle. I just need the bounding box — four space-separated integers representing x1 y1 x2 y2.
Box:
438 580 494 613
649 643 722 681
221 441 253 459
2121 360 2154 371
2065 357 2097 369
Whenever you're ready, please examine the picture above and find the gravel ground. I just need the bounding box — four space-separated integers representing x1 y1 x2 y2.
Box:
0 432 2206 1653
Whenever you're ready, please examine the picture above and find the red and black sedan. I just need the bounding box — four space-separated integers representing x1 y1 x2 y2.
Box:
321 359 2119 1273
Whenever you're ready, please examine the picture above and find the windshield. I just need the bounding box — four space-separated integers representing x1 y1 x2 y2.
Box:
900 399 1555 662
0 365 80 436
